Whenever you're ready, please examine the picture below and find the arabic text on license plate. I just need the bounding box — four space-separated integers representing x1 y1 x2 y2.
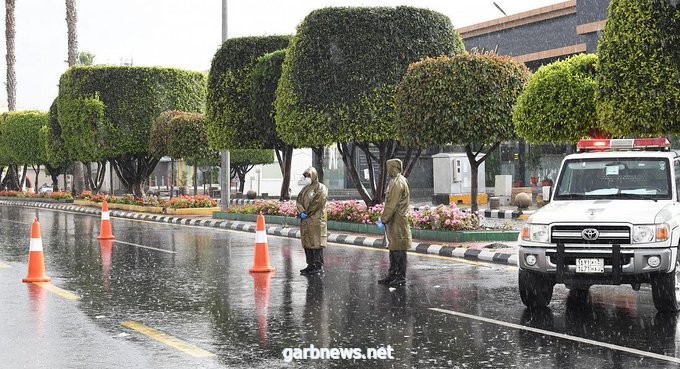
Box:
575 258 604 273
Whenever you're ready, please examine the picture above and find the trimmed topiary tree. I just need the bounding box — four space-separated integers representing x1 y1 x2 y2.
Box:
396 53 528 212
513 53 600 143
1 111 49 190
597 0 680 136
57 66 206 196
207 35 291 150
249 49 296 200
276 6 463 205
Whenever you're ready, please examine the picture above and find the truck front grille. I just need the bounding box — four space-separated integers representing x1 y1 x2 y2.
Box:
551 225 631 244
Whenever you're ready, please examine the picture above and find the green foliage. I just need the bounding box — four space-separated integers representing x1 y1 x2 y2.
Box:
148 110 175 158
276 6 463 147
45 100 70 167
57 66 207 160
155 111 217 164
249 49 288 149
230 149 275 166
513 54 599 143
395 53 529 148
207 36 291 150
597 0 680 136
0 111 49 165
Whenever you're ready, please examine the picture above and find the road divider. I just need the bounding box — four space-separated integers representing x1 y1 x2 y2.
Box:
114 240 177 254
121 321 215 358
429 307 680 364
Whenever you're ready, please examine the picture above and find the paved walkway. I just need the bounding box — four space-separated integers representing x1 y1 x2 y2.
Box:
0 200 520 267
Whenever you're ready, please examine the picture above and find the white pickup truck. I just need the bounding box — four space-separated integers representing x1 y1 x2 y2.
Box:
518 137 680 312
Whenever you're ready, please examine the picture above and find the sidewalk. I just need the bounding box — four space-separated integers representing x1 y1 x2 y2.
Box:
0 200 520 267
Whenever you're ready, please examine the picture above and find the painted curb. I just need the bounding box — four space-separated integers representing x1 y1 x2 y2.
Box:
0 200 517 267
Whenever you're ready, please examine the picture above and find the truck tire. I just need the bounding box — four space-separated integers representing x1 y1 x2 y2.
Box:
519 269 554 308
651 261 680 313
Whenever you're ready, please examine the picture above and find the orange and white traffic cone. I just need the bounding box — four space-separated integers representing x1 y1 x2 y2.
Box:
97 200 115 240
249 213 274 273
22 219 51 283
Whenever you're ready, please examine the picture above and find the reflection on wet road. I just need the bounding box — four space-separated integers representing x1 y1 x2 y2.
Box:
1 205 680 368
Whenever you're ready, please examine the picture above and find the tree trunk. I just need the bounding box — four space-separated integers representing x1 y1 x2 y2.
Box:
33 165 40 193
312 147 325 184
277 146 294 201
5 0 16 111
110 154 159 197
85 161 107 193
465 142 501 214
337 140 422 207
65 0 77 66
51 172 60 192
193 164 198 196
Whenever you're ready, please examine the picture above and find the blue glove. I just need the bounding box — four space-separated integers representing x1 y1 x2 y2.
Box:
377 219 384 230
300 212 308 219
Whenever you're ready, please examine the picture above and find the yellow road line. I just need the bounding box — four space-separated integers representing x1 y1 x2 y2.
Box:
121 321 215 358
0 262 10 269
32 282 80 300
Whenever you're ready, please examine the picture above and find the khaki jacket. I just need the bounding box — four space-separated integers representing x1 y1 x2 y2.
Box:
296 168 328 249
382 159 412 251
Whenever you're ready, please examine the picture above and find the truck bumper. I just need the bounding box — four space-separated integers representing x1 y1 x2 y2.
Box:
518 244 676 286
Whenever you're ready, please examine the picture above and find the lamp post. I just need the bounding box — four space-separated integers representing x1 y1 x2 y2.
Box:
219 0 231 211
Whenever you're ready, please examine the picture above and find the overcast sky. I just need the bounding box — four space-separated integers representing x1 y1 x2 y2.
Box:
0 0 561 111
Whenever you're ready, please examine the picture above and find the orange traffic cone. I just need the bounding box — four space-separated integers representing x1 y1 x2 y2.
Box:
249 213 274 273
97 200 115 240
22 219 51 283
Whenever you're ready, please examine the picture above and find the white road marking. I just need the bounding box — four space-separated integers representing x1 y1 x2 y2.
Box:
114 240 177 254
429 307 680 364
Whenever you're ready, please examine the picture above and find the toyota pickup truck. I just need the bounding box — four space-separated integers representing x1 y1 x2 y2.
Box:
518 137 680 312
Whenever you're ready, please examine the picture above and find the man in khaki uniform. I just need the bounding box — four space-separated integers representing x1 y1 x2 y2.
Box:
378 158 412 287
296 167 328 275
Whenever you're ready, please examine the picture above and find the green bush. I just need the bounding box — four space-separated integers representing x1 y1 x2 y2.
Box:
1 111 48 165
513 54 599 143
57 66 207 195
207 36 291 150
597 0 680 136
276 6 464 147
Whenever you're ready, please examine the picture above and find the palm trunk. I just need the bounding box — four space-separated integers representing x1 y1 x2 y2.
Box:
5 0 16 111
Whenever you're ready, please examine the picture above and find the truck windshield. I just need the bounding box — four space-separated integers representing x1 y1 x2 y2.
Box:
553 157 672 201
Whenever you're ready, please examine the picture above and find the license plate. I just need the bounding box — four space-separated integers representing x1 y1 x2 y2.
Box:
575 258 604 273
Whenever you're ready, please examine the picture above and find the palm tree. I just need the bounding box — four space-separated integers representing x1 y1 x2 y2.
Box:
65 0 86 193
5 0 15 111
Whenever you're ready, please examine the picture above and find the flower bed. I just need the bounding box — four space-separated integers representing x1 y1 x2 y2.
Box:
76 192 217 210
225 200 481 231
0 190 74 202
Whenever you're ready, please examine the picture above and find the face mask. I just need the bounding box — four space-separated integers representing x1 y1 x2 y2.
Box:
302 177 312 185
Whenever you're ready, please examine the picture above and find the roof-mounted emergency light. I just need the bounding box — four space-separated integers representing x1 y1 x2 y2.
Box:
576 137 671 152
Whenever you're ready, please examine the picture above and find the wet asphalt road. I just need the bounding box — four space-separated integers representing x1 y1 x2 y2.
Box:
1 205 680 369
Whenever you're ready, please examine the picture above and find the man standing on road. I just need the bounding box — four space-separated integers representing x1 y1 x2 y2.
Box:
378 158 411 287
296 167 328 276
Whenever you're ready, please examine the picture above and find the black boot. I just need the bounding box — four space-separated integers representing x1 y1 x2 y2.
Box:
388 251 407 287
378 251 397 284
300 248 313 274
305 249 324 275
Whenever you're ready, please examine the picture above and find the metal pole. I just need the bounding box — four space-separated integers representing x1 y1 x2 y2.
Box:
220 0 231 211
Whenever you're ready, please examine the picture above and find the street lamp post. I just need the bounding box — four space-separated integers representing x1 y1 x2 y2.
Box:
220 0 231 211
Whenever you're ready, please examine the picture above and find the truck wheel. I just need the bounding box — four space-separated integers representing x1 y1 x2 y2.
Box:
519 269 554 308
651 261 680 313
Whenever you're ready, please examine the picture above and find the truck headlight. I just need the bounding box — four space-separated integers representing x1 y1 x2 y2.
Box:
521 224 549 243
633 224 669 243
